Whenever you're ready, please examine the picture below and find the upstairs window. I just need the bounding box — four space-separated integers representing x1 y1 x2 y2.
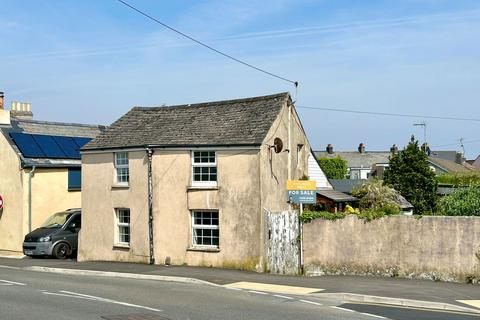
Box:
192 151 217 187
115 152 129 185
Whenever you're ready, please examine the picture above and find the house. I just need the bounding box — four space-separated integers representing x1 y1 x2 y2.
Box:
315 143 477 179
0 91 104 255
78 92 321 270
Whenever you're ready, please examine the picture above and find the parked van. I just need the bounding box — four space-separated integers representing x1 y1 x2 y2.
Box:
23 209 81 259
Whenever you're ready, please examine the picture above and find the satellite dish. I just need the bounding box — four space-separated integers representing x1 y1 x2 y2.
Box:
273 138 283 153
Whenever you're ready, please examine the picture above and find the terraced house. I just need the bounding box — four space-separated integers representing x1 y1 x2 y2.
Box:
78 92 329 270
0 91 104 254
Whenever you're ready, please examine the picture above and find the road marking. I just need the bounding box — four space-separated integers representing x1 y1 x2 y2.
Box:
0 283 13 286
299 299 323 306
330 306 355 312
225 287 243 291
248 290 269 295
360 312 387 319
55 290 163 312
0 279 27 286
273 294 294 300
224 281 323 295
457 300 480 310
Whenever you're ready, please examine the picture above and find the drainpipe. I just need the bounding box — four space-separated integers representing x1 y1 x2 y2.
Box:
146 148 155 265
28 166 36 233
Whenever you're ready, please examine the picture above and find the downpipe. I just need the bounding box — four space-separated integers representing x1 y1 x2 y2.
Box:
28 166 36 233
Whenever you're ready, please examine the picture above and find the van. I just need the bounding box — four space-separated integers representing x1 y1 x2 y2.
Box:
23 209 81 259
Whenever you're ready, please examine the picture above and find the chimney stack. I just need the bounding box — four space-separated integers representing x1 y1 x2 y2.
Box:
390 144 398 155
358 143 365 154
421 143 431 156
0 91 4 110
10 100 33 120
455 152 464 164
326 144 334 154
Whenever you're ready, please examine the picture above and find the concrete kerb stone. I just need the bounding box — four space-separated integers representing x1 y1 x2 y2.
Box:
23 266 221 288
316 292 480 314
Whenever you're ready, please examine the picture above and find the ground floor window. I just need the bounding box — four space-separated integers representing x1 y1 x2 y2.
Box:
115 208 130 245
191 210 219 248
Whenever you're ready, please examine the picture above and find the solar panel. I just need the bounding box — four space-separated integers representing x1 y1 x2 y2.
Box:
32 134 67 158
73 137 92 149
9 132 92 159
9 133 46 158
53 136 81 159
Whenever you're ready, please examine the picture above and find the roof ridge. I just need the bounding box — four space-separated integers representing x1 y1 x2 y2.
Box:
14 118 106 129
133 92 290 111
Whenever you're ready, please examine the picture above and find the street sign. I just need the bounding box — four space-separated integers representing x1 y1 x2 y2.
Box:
286 180 317 204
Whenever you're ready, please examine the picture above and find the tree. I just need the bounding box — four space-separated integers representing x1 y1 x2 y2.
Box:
383 136 437 214
317 156 348 179
351 179 401 213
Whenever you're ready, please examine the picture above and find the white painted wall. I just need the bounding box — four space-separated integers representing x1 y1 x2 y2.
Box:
308 152 332 189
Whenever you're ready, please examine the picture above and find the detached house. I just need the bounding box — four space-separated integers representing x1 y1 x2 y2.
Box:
0 92 104 254
78 92 327 270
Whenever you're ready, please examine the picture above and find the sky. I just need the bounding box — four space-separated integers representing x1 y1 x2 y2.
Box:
1 0 480 158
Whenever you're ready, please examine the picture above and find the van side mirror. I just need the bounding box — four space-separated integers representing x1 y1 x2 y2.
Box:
68 223 77 230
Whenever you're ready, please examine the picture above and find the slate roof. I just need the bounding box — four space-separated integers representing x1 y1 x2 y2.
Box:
316 189 358 203
1 118 106 168
428 157 476 174
329 179 367 194
83 92 290 150
314 151 391 169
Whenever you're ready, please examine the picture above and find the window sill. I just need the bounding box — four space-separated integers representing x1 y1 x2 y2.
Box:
187 247 220 253
112 184 130 189
187 185 219 191
68 188 81 192
113 244 130 250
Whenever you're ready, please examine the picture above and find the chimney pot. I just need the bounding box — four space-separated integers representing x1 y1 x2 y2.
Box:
0 91 4 110
326 144 334 154
390 144 398 154
358 143 365 154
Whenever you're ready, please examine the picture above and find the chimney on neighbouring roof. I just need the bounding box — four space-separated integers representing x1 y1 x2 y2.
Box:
455 152 464 164
421 143 431 156
358 143 365 154
0 91 4 110
326 144 334 154
10 101 33 120
390 144 398 155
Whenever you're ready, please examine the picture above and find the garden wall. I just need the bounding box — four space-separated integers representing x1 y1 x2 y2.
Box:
303 215 480 283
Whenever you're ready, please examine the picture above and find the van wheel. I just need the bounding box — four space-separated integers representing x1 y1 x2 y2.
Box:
53 243 70 259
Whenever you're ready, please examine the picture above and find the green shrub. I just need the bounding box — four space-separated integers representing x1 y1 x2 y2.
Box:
300 210 346 223
351 179 401 212
317 157 348 179
438 186 480 216
437 173 480 186
356 205 400 222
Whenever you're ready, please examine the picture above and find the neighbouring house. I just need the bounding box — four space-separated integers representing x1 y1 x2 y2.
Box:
315 143 477 180
78 92 325 270
0 91 105 254
467 155 480 168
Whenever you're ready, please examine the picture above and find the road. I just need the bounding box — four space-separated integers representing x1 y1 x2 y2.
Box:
0 266 365 320
1 266 479 320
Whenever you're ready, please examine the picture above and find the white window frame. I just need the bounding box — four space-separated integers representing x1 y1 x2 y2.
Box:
114 152 129 185
191 151 217 187
191 210 219 248
115 208 131 246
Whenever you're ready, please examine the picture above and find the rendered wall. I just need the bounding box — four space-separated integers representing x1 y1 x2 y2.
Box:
0 133 24 252
304 215 480 282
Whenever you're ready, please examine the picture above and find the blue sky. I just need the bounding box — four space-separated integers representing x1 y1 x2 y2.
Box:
2 0 480 157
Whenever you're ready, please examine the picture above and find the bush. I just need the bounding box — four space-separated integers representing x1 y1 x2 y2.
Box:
351 179 401 212
356 204 400 222
437 173 480 186
317 156 348 179
438 186 480 216
300 210 346 223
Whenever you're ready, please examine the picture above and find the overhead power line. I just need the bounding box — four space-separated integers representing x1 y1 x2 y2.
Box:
115 0 298 86
432 139 480 148
296 105 480 122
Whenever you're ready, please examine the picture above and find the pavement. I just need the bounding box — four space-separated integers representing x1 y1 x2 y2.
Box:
1 255 479 314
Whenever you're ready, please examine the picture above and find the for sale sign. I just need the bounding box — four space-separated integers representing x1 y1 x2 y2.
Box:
286 180 317 204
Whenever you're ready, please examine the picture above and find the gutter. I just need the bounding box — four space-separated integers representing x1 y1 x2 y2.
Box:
28 166 36 233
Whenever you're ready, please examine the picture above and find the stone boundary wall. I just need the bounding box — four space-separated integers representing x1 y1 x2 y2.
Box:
303 215 480 283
